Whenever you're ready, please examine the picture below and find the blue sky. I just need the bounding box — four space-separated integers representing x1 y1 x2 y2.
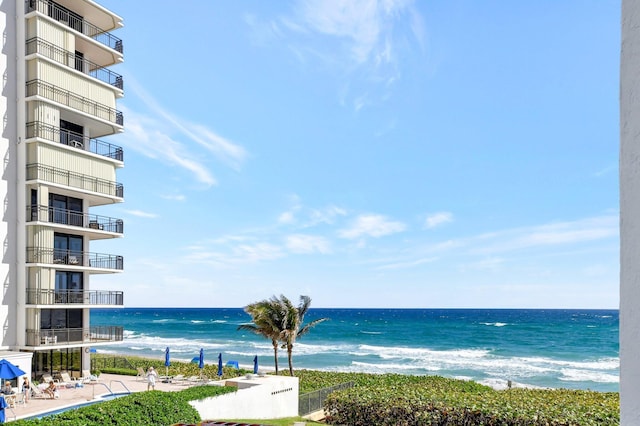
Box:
94 0 620 308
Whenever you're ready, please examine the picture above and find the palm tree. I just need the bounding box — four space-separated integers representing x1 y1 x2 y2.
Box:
278 295 328 377
237 299 285 375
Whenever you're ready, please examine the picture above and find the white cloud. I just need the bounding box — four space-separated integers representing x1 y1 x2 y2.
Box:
286 234 331 254
125 209 158 218
425 212 453 229
160 194 186 201
119 75 247 186
376 256 437 270
339 214 406 239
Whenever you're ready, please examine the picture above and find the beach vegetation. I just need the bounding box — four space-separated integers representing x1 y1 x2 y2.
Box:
11 385 236 426
239 294 328 376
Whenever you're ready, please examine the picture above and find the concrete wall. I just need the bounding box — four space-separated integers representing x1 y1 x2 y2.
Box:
190 375 299 420
0 0 19 350
621 0 640 423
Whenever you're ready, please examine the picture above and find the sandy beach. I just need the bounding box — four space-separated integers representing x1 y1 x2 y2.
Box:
6 373 195 423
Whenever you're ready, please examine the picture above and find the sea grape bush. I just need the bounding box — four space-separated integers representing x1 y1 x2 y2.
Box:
319 374 619 426
11 385 236 426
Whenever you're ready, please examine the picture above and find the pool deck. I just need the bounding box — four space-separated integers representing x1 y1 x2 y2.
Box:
6 373 192 422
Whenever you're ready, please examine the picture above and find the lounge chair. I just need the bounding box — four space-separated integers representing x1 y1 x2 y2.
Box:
82 370 98 383
41 373 58 384
136 367 146 382
30 384 49 399
59 372 76 388
171 374 185 384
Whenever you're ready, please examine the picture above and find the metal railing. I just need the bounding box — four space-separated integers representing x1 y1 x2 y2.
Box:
26 326 124 347
26 247 124 270
26 289 123 306
91 356 135 372
26 205 124 234
26 80 123 126
26 0 123 53
26 38 123 89
26 121 124 161
298 381 354 416
26 163 124 198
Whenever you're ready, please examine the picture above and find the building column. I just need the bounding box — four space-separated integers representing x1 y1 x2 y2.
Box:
621 0 640 423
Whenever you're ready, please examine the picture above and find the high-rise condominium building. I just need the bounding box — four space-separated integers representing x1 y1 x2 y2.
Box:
0 0 125 381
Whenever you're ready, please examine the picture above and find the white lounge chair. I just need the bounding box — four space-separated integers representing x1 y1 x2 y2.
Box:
82 370 98 383
136 367 146 382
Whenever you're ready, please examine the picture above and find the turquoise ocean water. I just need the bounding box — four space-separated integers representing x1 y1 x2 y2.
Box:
91 308 619 392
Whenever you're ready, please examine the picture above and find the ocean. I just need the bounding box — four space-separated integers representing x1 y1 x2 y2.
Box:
90 308 619 392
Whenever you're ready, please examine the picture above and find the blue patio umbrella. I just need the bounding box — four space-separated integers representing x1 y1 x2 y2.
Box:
190 356 199 364
0 360 25 383
217 353 223 378
164 347 170 378
253 355 258 374
198 348 205 378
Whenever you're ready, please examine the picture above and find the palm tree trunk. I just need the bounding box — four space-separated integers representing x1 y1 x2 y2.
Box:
287 344 294 376
271 339 279 375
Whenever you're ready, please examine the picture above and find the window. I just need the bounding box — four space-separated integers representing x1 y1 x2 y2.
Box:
49 193 83 226
55 272 83 303
60 119 84 149
54 233 83 265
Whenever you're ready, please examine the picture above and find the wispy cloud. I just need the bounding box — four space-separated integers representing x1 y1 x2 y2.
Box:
125 209 158 218
376 256 437 270
247 0 425 111
285 234 331 254
424 212 453 229
160 194 186 201
339 213 406 239
119 75 247 186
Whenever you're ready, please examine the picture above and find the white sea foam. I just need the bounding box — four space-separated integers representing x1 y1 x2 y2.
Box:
559 369 619 383
361 331 383 335
481 322 508 327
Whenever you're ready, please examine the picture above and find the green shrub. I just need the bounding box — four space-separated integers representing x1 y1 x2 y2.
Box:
322 375 619 426
11 385 236 426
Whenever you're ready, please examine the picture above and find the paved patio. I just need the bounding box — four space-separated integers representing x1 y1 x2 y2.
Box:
6 373 195 422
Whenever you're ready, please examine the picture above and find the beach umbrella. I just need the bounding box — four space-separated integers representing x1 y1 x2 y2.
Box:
198 348 204 379
190 356 199 364
217 353 223 378
0 360 26 390
253 355 258 374
164 347 170 378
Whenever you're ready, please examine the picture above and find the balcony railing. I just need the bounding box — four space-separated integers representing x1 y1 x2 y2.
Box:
26 122 124 161
26 38 123 89
26 0 123 53
26 326 124 347
26 205 124 234
26 80 123 126
26 289 124 306
26 247 124 270
26 163 124 198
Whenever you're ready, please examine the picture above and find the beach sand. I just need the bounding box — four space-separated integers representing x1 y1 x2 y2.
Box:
7 373 192 422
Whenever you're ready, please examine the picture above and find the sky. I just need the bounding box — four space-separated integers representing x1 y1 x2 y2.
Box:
92 0 620 309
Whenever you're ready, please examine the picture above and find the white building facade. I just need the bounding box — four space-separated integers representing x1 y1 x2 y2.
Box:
0 0 125 381
621 0 640 423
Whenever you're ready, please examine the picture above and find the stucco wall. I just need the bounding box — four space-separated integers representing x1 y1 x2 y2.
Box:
190 375 299 420
621 0 640 423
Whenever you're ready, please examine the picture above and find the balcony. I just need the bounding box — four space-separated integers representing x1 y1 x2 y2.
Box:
26 326 124 347
26 163 124 199
26 205 124 234
26 80 123 126
26 122 123 161
26 0 123 54
26 289 123 306
26 38 123 89
26 247 124 271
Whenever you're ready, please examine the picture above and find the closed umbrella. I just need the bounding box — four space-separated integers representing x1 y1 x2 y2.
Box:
164 347 170 379
198 348 204 379
253 355 258 374
217 353 223 378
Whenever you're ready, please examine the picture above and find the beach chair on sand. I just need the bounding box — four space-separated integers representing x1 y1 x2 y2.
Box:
136 367 146 382
82 370 98 383
171 374 185 384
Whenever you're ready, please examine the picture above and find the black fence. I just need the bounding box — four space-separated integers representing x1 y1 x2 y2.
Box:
298 381 354 416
